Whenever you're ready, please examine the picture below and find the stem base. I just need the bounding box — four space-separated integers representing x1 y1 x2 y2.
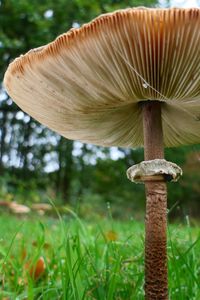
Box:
145 181 168 299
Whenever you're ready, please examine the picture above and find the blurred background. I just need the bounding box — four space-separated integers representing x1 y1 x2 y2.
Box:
0 0 200 221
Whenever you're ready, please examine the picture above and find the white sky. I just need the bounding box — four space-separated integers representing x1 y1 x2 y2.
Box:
159 0 200 7
172 0 199 7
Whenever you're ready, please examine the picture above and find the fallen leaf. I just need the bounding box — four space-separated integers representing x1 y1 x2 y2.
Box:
25 256 46 280
105 230 118 241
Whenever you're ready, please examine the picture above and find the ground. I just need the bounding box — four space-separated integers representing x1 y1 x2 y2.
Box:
0 211 199 300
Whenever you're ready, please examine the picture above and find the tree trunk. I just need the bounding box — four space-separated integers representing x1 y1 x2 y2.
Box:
0 110 8 173
22 118 32 177
57 137 73 202
142 101 168 299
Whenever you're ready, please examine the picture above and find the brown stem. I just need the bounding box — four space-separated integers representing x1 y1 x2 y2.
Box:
142 101 168 299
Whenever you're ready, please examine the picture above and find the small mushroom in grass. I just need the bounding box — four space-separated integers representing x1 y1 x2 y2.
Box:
9 202 30 214
0 201 30 214
4 7 200 299
31 203 52 215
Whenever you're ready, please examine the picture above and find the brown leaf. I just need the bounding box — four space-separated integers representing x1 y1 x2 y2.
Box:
25 256 46 280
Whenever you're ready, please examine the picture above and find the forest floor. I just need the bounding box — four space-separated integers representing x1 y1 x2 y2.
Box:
0 210 199 300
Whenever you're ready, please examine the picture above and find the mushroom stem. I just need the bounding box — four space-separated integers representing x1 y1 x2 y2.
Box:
142 101 168 299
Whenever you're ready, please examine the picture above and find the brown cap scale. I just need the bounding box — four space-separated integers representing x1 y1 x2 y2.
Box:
4 7 200 300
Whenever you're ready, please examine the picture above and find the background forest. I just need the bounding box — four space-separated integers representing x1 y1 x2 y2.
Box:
0 0 200 220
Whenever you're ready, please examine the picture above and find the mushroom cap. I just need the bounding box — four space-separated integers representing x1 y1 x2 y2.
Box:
4 7 200 148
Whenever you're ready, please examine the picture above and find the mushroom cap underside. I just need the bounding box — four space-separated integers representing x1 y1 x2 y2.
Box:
4 7 200 148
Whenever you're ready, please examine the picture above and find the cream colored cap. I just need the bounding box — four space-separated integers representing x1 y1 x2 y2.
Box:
4 7 200 147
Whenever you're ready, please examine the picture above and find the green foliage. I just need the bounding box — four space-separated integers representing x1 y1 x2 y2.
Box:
0 213 199 299
0 171 49 204
78 157 145 216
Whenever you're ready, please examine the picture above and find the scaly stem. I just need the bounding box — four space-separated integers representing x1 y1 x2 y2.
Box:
142 101 168 299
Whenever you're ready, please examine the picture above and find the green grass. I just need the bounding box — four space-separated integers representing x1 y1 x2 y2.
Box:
0 211 199 300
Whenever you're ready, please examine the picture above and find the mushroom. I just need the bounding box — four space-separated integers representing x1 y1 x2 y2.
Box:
31 203 52 215
3 7 200 299
0 201 30 214
9 202 30 214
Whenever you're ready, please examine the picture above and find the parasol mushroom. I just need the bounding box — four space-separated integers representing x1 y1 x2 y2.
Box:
3 7 200 299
